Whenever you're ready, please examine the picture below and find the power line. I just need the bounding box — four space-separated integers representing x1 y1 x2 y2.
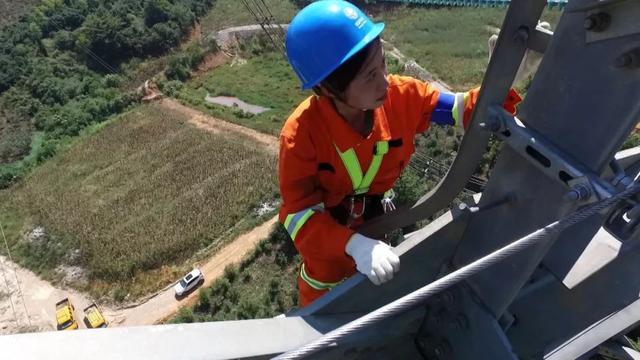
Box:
46 17 131 80
256 0 286 45
255 0 285 46
240 0 285 54
411 153 488 187
410 157 486 187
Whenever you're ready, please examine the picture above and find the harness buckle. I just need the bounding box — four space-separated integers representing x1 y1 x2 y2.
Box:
349 195 366 219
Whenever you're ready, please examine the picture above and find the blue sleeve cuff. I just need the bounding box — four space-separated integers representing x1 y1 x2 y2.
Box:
431 92 455 126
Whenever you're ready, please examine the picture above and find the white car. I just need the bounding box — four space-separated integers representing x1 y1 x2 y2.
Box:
174 268 204 297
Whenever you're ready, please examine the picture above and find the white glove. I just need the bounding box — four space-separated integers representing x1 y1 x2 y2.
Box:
345 233 400 286
488 21 553 87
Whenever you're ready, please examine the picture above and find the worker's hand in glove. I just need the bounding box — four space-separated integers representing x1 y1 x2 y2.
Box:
488 21 553 87
345 233 400 286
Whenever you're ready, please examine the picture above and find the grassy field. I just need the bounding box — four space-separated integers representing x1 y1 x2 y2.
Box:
178 49 308 136
378 6 563 90
0 103 278 300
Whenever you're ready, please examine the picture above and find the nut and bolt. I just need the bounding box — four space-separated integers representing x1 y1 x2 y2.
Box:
449 313 469 331
615 49 640 69
433 340 453 359
564 184 592 202
514 26 530 44
584 12 611 32
479 120 501 132
417 337 453 359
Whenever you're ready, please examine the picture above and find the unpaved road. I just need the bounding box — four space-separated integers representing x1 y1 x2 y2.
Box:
118 216 277 326
0 216 278 333
159 98 278 154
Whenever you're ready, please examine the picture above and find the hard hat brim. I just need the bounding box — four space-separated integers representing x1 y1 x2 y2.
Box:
301 22 385 90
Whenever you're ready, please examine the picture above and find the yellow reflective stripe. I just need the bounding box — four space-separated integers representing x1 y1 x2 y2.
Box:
335 145 363 191
300 263 341 290
290 209 315 240
452 92 467 129
335 141 389 195
283 203 324 241
358 141 389 194
284 214 295 229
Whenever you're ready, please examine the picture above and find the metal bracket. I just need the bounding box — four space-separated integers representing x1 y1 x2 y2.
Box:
484 107 618 202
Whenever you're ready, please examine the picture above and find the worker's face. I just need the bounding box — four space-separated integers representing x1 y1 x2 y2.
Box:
342 40 389 110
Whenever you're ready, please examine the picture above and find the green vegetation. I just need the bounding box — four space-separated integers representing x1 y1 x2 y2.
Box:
165 42 212 81
177 47 307 136
378 6 563 90
0 0 217 189
0 104 278 299
171 225 299 323
199 0 297 34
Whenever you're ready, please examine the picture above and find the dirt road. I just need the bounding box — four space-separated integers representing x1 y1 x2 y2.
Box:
0 216 278 333
158 98 278 154
117 216 277 326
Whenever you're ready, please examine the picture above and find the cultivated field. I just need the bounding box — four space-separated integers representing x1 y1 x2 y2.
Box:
0 103 278 299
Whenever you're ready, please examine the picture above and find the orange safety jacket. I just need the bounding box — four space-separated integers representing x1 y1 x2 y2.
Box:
279 75 520 306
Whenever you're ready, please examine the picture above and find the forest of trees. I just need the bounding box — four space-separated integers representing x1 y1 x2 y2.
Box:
0 0 216 188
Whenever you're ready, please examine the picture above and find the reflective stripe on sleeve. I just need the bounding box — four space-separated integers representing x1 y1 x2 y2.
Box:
300 263 342 290
283 203 324 241
451 92 468 129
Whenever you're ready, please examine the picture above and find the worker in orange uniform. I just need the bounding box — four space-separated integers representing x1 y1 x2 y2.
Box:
280 0 525 307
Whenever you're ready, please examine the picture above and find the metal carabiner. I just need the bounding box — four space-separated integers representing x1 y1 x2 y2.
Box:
349 196 366 219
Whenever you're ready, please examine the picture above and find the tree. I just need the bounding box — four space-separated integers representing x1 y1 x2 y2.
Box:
54 30 75 51
144 0 173 27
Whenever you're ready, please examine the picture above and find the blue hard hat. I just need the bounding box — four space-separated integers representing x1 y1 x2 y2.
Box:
286 0 385 90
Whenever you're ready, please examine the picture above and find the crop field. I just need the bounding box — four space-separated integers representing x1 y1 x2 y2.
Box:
0 103 278 298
